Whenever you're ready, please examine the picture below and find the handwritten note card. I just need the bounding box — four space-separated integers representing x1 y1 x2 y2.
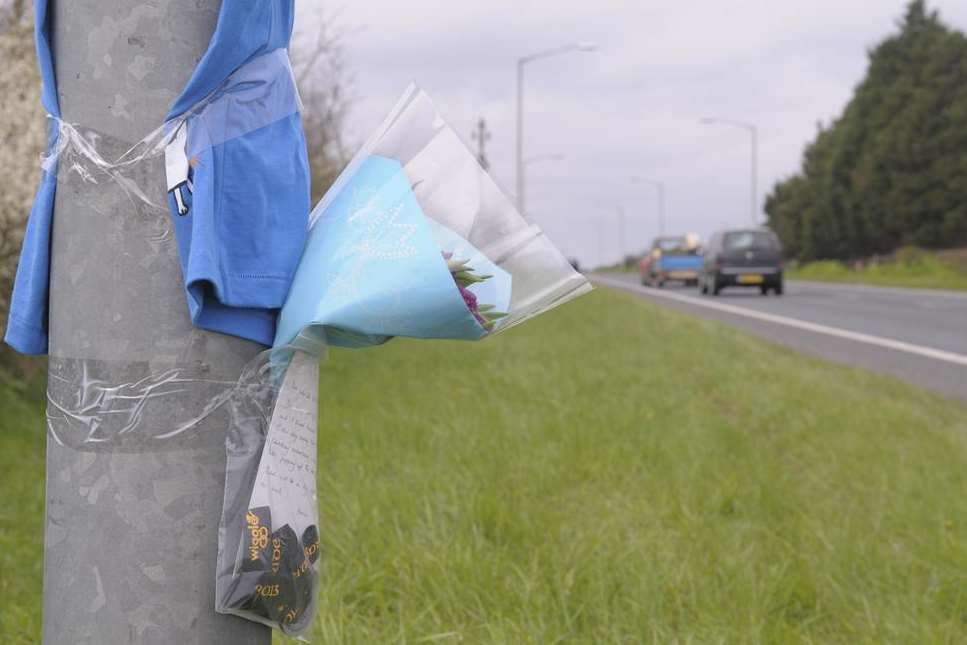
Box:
249 351 319 531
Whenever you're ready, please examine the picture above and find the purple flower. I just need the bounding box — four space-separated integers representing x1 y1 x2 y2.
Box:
445 252 500 329
459 284 477 310
459 285 488 326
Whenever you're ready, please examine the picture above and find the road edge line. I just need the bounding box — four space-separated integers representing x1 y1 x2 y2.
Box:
593 275 967 368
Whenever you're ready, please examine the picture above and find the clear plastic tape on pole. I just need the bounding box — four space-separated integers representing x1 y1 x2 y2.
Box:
40 72 592 638
45 47 303 450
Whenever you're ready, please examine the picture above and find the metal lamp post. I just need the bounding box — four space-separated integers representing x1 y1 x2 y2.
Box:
43 1 269 643
700 117 759 226
516 41 596 215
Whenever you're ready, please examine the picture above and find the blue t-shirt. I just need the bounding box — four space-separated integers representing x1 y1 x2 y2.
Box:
4 0 310 353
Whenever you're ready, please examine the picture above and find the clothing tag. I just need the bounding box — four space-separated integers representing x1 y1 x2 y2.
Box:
165 122 189 192
165 122 192 214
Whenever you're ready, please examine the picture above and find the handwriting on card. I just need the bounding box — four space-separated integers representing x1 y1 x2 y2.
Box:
249 352 319 529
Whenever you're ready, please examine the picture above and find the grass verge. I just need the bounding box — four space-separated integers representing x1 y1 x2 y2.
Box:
0 374 46 644
3 289 967 643
788 248 967 291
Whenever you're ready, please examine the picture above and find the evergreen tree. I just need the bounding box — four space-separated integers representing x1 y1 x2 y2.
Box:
766 0 967 260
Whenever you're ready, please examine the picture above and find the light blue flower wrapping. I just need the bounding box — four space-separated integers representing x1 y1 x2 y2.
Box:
274 155 512 350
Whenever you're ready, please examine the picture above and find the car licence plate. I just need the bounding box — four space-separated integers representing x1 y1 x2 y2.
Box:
738 274 764 285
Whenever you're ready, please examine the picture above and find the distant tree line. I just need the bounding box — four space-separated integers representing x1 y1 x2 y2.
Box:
765 0 967 261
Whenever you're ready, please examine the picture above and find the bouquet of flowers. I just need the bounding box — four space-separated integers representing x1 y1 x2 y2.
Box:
215 85 591 637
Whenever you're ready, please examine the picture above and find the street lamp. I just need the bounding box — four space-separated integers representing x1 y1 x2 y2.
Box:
700 117 759 226
631 176 666 238
517 41 597 215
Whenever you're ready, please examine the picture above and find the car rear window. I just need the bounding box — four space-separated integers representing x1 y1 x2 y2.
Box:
655 237 700 255
724 231 778 252
656 238 687 252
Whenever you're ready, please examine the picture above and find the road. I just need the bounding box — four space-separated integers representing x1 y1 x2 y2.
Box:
593 273 967 404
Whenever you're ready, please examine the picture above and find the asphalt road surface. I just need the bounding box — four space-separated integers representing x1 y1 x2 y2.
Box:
594 273 967 404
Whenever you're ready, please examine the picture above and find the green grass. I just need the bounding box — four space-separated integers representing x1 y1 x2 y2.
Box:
0 373 46 644
4 289 967 643
789 249 967 291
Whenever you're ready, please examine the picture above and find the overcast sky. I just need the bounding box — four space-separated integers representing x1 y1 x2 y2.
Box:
300 1 967 268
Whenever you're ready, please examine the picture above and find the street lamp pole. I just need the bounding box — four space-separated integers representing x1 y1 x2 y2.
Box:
516 41 597 215
43 1 268 643
700 117 759 226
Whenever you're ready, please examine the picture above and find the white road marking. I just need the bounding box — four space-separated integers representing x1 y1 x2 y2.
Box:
791 280 967 301
593 275 967 368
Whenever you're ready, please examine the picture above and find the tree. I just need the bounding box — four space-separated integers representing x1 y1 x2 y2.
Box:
290 7 351 203
0 0 26 25
766 0 967 261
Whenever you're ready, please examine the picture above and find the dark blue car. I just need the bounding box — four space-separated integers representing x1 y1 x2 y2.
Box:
700 229 784 296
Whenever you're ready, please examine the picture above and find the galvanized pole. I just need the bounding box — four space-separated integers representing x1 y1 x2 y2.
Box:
43 2 270 643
